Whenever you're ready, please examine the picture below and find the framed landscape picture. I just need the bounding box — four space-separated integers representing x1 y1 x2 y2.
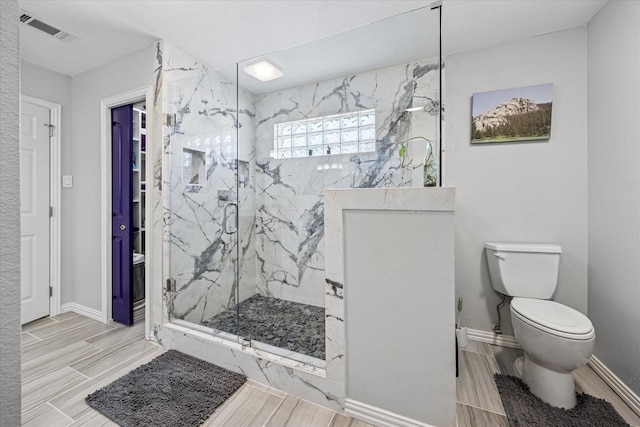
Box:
471 83 553 144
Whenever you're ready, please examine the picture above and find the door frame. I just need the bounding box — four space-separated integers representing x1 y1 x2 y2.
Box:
20 94 62 319
100 86 152 334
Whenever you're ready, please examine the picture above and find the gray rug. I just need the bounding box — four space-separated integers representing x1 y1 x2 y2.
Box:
86 350 246 426
494 373 629 426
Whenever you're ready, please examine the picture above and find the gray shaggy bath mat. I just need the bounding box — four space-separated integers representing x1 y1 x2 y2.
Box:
494 373 629 426
86 350 246 426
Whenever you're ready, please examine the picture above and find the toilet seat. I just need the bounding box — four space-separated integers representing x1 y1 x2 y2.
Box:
511 298 594 340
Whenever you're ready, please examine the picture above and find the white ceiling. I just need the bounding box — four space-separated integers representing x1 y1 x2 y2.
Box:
19 0 608 78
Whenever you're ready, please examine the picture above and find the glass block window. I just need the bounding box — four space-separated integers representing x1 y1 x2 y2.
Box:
272 109 376 159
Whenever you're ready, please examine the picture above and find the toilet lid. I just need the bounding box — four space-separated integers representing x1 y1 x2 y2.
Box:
511 298 594 337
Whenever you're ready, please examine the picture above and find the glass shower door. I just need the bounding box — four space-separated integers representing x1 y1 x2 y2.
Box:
165 63 244 342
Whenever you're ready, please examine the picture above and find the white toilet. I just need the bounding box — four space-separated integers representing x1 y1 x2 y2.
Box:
485 243 595 409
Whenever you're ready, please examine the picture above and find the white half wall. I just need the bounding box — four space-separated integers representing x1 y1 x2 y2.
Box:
0 0 22 423
67 45 155 312
587 0 640 396
445 28 589 335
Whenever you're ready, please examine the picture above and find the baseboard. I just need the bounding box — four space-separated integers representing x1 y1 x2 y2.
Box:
589 356 640 417
466 328 521 349
60 302 104 322
345 399 437 427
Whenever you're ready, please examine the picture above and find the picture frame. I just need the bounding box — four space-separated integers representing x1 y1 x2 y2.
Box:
471 83 553 144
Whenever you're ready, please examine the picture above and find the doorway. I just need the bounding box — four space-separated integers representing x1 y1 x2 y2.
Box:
20 96 61 325
100 87 151 331
111 102 147 326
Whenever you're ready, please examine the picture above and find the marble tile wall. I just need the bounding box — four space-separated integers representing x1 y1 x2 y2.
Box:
252 59 441 307
160 42 441 320
156 44 258 326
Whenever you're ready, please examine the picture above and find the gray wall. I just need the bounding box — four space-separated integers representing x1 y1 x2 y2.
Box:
587 1 640 395
445 28 589 335
345 208 455 426
0 0 22 424
66 46 154 310
20 61 73 304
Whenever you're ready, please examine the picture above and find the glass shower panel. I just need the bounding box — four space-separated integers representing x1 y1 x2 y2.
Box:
166 63 245 342
237 5 441 364
163 4 440 368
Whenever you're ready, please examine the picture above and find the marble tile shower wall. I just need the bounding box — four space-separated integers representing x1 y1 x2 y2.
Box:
159 39 441 326
253 59 441 307
165 64 258 325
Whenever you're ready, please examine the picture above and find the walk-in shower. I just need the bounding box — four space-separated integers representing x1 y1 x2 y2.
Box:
161 4 442 369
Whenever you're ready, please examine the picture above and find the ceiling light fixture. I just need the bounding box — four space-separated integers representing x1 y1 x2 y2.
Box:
405 106 424 112
243 60 283 82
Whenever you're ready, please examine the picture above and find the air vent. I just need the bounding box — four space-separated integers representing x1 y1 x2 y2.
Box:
19 10 78 42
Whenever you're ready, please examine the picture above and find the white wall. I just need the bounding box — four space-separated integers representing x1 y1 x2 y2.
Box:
68 45 155 311
587 1 640 395
445 28 589 335
0 0 22 423
20 61 73 303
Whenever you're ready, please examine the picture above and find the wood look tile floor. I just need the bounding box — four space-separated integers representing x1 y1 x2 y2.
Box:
20 311 373 427
22 312 640 426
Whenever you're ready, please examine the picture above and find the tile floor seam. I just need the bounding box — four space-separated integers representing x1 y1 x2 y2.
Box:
263 394 290 426
253 385 290 399
456 401 507 417
66 365 91 380
28 317 95 338
45 401 75 423
22 331 42 342
326 411 341 427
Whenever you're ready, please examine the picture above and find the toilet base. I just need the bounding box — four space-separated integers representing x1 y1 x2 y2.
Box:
514 355 577 409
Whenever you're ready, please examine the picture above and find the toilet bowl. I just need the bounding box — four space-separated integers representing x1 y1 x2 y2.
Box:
485 242 596 409
510 297 595 409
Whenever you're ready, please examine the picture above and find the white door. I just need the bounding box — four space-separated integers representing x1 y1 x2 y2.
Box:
20 100 51 324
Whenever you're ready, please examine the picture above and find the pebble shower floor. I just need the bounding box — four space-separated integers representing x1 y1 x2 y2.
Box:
203 294 326 360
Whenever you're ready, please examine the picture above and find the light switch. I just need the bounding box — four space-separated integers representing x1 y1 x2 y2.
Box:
62 175 73 188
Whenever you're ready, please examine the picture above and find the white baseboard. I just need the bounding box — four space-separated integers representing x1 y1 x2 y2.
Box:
60 302 104 323
466 328 521 349
589 356 640 417
345 399 438 427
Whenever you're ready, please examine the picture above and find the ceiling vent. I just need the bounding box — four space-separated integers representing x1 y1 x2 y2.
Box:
19 11 78 42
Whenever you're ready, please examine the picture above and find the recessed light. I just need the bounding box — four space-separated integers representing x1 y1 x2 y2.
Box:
243 60 283 82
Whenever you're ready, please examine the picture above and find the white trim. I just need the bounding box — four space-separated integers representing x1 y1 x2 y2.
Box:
344 399 438 427
143 94 154 341
60 302 103 322
589 356 640 417
20 95 62 318
466 328 522 349
100 86 151 326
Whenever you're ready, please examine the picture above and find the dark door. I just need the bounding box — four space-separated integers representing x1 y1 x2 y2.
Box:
111 104 134 325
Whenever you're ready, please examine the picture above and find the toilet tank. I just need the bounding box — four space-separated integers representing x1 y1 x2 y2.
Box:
485 243 562 299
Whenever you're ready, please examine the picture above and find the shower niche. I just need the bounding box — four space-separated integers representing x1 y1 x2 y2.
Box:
161 4 442 374
181 147 205 186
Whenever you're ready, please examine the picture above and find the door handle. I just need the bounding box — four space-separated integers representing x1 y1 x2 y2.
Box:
222 201 237 234
120 224 127 231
